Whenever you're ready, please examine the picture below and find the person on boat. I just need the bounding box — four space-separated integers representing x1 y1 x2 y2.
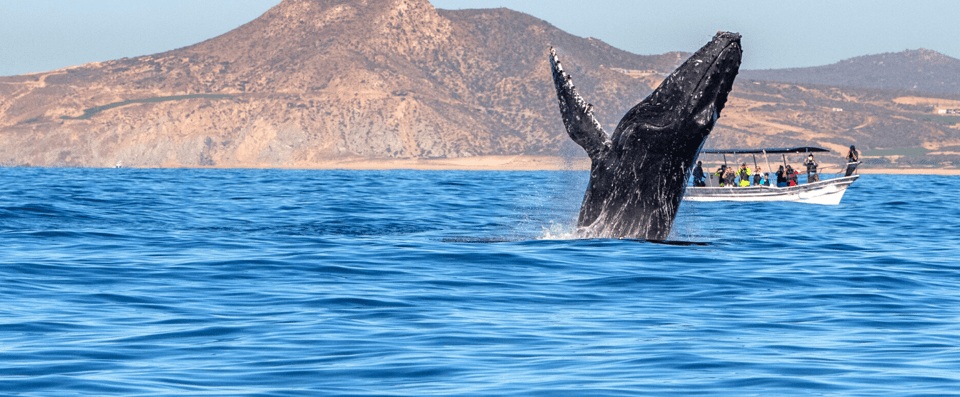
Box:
752 166 763 186
804 154 819 183
715 165 727 186
738 163 751 187
762 173 770 186
786 165 799 186
844 145 861 176
847 145 859 162
693 161 706 187
724 167 736 187
776 165 787 187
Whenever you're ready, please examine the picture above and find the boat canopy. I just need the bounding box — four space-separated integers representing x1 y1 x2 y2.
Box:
700 147 830 155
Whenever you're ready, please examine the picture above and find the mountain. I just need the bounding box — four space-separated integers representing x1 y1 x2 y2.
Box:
707 80 960 168
714 52 960 169
740 49 960 94
0 0 685 168
2 0 958 170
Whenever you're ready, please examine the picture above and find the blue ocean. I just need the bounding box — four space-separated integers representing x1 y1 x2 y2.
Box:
2 168 960 396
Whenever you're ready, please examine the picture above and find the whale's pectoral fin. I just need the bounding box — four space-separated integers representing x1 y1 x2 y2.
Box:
550 48 611 161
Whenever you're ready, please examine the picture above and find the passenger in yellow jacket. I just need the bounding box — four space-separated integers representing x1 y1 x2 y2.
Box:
715 165 728 186
737 163 751 187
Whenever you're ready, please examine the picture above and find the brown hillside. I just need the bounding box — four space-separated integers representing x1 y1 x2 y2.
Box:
0 0 682 168
740 49 960 94
709 80 960 169
2 0 956 170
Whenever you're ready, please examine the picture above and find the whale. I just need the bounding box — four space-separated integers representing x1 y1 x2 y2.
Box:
550 31 742 240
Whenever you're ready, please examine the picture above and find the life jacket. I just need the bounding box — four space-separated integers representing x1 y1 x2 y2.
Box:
738 167 750 186
724 172 736 186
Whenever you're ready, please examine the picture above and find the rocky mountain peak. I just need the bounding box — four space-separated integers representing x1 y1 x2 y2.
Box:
263 0 446 35
741 48 960 94
908 48 954 66
182 0 451 62
0 2 705 167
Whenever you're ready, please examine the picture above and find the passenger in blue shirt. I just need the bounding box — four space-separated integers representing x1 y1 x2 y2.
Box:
776 165 787 187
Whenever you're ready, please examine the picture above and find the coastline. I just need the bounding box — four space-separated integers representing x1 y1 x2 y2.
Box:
285 156 593 171
265 156 960 175
853 168 960 175
11 155 960 174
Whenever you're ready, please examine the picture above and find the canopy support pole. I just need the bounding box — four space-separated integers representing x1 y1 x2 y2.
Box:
763 150 773 187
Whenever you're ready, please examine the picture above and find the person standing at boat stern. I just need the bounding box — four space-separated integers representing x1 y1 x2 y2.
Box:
844 145 861 176
804 154 819 183
847 145 859 162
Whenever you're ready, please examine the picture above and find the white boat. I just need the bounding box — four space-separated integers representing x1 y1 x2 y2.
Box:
685 147 860 205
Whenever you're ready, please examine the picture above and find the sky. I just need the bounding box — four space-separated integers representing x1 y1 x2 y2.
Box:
2 0 958 76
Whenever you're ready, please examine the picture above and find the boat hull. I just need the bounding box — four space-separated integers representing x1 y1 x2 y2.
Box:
685 175 859 205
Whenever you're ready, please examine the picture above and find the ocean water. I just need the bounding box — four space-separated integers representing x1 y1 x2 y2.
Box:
2 168 960 396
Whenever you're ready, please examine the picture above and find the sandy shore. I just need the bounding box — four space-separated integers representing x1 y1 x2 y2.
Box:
135 155 960 174
283 155 593 171
853 168 960 175
276 156 960 174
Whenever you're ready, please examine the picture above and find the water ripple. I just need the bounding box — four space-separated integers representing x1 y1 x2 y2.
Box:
2 169 960 395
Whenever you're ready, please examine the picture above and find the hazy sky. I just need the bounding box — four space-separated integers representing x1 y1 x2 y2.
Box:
2 0 958 76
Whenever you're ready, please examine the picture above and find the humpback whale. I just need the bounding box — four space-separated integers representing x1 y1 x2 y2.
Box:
550 32 742 240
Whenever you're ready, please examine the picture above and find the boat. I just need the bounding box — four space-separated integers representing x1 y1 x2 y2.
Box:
685 147 860 205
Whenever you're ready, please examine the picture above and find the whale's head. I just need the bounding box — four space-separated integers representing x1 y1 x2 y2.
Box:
612 31 742 156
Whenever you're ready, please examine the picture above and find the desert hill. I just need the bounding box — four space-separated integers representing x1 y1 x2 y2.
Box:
725 49 960 170
740 49 960 94
708 81 960 168
1 0 958 170
0 0 684 168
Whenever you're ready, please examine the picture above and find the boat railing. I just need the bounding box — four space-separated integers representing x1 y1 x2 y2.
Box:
704 173 721 187
838 161 861 177
696 166 858 189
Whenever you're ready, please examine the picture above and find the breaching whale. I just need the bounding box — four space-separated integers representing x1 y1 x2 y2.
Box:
550 31 742 240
